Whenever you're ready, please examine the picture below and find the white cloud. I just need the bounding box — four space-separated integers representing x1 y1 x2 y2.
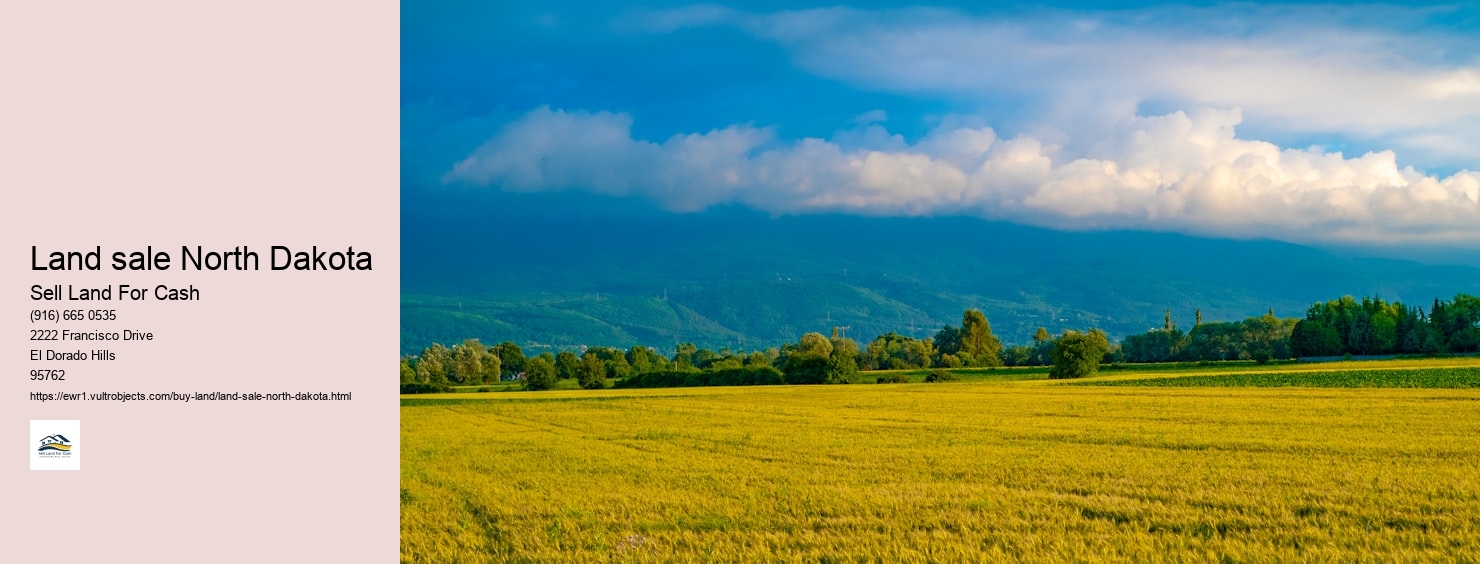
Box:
633 4 1480 170
445 107 1480 244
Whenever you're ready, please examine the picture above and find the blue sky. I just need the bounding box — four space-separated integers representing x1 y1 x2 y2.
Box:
404 1 1480 249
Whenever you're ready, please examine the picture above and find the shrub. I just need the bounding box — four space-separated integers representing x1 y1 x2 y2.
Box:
524 357 558 391
924 369 959 383
782 355 829 385
1049 329 1111 379
1451 327 1480 353
825 348 861 384
399 383 448 394
877 373 911 384
616 366 786 389
577 355 609 389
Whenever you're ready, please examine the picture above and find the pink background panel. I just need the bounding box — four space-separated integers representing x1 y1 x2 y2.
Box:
1 1 400 561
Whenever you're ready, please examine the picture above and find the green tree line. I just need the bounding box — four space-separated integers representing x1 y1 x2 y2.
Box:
1118 294 1480 363
401 308 1102 392
1121 308 1297 364
400 293 1480 392
1290 295 1480 356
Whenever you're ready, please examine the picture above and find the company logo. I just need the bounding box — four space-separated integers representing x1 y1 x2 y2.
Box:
31 420 81 470
38 434 72 454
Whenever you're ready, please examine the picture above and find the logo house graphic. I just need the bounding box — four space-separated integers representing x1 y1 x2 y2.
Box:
38 434 72 454
30 420 81 470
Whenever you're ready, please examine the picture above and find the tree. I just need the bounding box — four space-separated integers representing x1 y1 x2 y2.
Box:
1003 345 1034 366
1422 332 1443 353
523 356 557 391
744 351 771 367
479 350 501 384
1291 320 1341 357
1450 294 1480 339
1349 311 1375 355
673 342 699 370
958 309 1003 367
1372 311 1398 354
906 338 936 368
586 347 632 379
399 356 416 385
865 332 932 370
797 332 834 357
1049 329 1110 379
933 325 961 360
450 339 485 384
555 351 580 380
1186 322 1239 361
1401 329 1421 354
1033 327 1050 345
495 341 526 378
706 354 744 371
1241 311 1292 360
576 354 608 389
416 343 451 387
825 337 860 384
694 347 722 368
781 332 834 384
783 354 829 384
1122 327 1185 363
865 333 895 370
1451 327 1480 353
627 345 665 373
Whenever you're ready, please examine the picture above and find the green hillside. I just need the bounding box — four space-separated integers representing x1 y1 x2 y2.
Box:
401 212 1480 355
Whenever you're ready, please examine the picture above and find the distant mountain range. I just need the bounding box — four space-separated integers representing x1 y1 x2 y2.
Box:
402 208 1480 356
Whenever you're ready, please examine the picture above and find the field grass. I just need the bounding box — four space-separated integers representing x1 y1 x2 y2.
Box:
401 359 1480 562
445 379 585 394
1085 366 1480 388
868 366 1049 383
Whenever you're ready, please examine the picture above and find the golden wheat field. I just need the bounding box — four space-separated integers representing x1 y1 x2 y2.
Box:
401 360 1480 562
